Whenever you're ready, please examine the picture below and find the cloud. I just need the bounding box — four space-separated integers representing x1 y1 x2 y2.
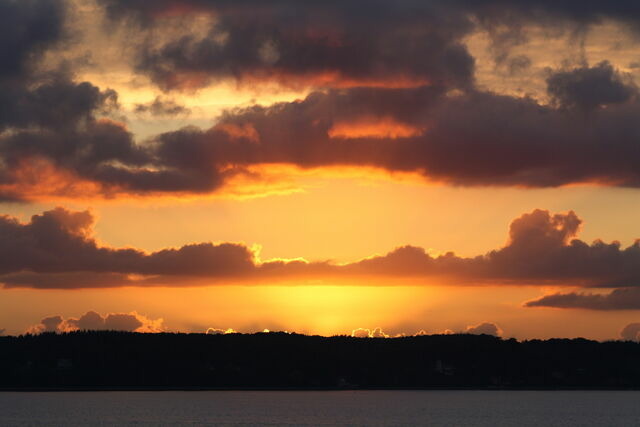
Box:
525 288 640 310
96 0 640 93
465 322 503 336
621 323 640 341
106 75 640 193
206 327 237 335
0 0 65 79
5 207 640 292
99 0 475 91
27 315 63 334
350 328 371 338
5 2 640 200
26 311 164 334
0 328 5 336
0 207 260 282
134 96 190 117
547 61 637 112
350 327 390 338
344 209 640 288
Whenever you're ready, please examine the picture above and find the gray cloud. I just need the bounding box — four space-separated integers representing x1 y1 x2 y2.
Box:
525 288 640 310
97 0 640 92
99 0 476 91
547 61 637 112
40 315 64 333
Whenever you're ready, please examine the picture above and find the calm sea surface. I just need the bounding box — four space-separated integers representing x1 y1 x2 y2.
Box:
1 390 639 426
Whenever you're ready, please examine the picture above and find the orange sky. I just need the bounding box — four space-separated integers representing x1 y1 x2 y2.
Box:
3 0 640 340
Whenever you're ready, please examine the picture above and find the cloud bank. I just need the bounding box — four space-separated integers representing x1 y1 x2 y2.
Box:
3 207 640 304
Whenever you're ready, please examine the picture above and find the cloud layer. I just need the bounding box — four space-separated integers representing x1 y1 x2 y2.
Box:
2 207 640 299
2 1 640 200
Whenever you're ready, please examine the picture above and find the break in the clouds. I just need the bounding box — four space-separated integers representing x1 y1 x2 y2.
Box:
4 207 640 300
4 1 640 200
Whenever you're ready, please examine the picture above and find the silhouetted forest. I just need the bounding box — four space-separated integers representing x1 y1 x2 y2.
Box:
2 332 640 390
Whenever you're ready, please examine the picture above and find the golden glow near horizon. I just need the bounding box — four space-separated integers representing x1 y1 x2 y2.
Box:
0 284 633 341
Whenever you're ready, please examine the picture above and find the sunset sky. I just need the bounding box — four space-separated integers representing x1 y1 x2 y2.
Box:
4 0 640 340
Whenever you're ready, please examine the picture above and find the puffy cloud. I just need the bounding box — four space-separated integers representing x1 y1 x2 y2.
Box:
26 311 164 334
206 327 237 335
350 328 371 338
40 315 63 333
0 207 259 281
547 61 637 112
0 328 5 336
465 322 503 336
347 209 640 288
620 323 640 341
350 327 390 338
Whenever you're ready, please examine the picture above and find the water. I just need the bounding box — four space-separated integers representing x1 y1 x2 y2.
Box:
1 390 639 426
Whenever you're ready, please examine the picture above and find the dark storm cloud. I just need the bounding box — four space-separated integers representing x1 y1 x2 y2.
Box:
525 288 640 310
0 0 65 79
99 0 476 91
96 0 640 92
5 207 640 292
0 76 119 131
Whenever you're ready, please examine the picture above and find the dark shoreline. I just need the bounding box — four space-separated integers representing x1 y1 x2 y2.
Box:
4 331 640 390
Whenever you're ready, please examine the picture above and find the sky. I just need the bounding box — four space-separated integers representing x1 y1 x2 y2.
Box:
4 0 640 340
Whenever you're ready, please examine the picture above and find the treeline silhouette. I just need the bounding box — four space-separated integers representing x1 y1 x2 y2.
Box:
2 331 640 390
